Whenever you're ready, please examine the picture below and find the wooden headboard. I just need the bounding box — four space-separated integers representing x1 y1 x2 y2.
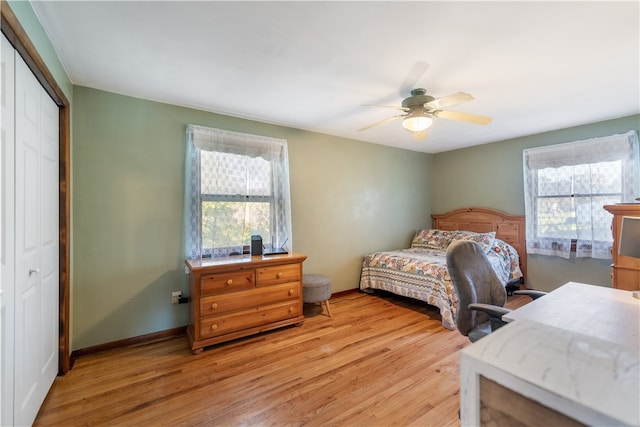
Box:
432 207 526 282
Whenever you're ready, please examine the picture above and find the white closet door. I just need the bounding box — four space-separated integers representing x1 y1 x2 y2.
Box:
14 51 59 427
1 34 16 427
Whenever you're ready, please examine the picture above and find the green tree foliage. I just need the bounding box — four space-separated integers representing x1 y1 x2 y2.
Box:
202 201 271 249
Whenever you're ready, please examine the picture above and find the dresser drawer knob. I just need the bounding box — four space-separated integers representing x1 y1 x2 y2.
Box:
288 307 293 313
211 303 218 309
288 289 293 296
276 272 283 279
211 324 218 330
226 279 233 286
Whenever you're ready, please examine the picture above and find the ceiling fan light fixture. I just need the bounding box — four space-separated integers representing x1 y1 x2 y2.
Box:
402 111 433 132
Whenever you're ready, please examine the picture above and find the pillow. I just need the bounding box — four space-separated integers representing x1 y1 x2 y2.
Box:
411 229 456 249
451 230 496 254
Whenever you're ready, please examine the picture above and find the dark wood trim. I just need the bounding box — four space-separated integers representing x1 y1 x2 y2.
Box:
69 327 188 368
58 105 71 374
1 0 72 374
1 3 68 107
331 288 359 299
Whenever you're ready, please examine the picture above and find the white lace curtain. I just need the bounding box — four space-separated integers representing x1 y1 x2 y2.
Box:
184 124 293 259
523 130 640 259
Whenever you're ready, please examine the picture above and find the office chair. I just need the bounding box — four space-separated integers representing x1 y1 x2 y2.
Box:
446 239 545 342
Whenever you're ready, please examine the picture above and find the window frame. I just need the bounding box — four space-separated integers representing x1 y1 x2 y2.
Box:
523 131 640 259
185 124 293 259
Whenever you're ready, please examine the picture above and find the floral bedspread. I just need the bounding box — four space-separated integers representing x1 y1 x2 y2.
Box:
359 239 522 330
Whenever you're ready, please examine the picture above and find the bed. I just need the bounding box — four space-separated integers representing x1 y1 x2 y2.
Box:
359 207 526 330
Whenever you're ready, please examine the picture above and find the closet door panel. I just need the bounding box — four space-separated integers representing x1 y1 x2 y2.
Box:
15 52 43 427
14 52 58 427
40 92 58 280
1 34 16 427
39 87 59 375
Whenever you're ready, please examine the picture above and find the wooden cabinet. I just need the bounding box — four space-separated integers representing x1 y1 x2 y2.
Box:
603 204 640 290
185 253 307 354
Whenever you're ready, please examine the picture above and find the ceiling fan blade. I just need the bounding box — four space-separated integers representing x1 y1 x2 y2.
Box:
358 114 405 131
399 61 430 96
435 110 493 125
363 104 409 111
425 92 474 109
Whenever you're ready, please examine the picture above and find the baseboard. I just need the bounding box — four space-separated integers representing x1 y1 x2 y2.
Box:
68 289 359 369
69 326 187 369
331 288 360 298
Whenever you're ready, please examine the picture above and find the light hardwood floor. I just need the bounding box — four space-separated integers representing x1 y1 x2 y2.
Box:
35 292 530 426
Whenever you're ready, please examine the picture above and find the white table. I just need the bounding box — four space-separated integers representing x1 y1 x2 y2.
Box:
503 281 639 346
460 282 640 427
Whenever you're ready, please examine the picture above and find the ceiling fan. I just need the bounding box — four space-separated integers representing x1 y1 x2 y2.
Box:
359 88 492 140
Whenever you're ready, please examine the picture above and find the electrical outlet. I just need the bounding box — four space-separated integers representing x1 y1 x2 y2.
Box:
172 291 182 304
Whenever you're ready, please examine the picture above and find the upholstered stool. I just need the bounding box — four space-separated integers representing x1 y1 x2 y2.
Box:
302 274 333 317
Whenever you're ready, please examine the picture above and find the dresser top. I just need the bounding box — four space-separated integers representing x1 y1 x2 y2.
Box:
604 203 640 214
186 252 307 271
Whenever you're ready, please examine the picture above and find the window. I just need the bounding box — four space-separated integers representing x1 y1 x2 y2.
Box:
523 131 639 259
185 124 292 259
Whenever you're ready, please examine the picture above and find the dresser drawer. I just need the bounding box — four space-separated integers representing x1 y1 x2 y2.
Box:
201 270 255 295
200 282 301 316
200 300 301 339
256 263 300 287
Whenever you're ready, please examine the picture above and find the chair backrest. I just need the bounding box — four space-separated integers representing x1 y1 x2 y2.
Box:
446 240 507 336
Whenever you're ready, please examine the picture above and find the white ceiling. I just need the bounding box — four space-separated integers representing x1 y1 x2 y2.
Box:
30 1 640 154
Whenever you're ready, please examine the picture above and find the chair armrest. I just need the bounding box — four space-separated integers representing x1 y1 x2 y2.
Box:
468 303 511 318
468 303 512 332
514 290 547 300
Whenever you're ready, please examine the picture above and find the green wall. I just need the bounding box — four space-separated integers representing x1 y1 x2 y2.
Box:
72 86 433 349
10 0 640 350
432 115 640 291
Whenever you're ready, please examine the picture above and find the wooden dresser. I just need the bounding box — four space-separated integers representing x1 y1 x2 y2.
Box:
603 204 640 290
185 253 307 354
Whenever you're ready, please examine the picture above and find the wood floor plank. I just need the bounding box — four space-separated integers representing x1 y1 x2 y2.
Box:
35 292 530 426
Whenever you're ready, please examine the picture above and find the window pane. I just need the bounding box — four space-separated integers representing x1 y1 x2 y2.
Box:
573 161 621 195
536 161 622 241
202 201 272 249
538 161 622 197
575 195 621 241
201 151 272 196
537 166 572 196
536 196 575 239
